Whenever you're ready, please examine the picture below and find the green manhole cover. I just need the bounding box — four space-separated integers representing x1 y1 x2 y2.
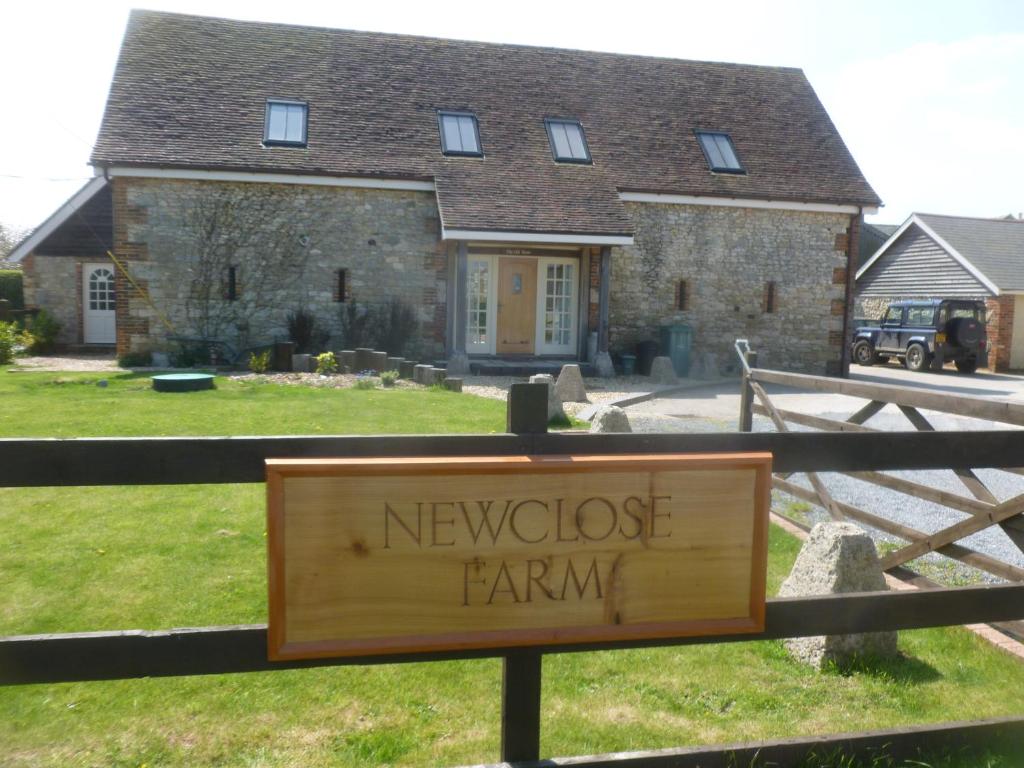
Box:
151 373 216 393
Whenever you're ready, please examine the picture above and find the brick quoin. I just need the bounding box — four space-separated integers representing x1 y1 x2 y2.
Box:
986 296 1014 372
111 177 151 356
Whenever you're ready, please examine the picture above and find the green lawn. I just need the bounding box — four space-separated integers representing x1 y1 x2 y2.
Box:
1 369 1022 767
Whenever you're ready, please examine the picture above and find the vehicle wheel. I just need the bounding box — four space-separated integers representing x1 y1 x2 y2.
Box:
955 357 978 374
905 343 930 372
852 340 877 366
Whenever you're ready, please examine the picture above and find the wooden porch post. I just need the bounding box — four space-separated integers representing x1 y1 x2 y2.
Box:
594 245 614 377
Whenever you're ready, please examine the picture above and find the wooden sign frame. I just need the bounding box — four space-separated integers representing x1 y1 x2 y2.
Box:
267 453 771 661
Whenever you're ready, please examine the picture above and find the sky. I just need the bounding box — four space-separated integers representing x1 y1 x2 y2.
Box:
1 0 1022 234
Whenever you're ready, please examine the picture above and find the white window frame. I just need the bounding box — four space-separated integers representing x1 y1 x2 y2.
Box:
534 256 578 355
465 254 497 355
264 100 308 146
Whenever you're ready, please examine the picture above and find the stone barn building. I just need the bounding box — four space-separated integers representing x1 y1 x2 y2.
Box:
11 10 880 375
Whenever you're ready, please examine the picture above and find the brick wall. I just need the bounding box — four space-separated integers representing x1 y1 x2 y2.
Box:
986 295 1014 372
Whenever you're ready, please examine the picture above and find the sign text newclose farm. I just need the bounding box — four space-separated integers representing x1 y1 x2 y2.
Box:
266 453 770 660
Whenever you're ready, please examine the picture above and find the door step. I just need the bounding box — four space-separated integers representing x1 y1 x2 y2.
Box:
440 359 595 377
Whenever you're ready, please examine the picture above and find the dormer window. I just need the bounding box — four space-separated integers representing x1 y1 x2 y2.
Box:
264 100 308 146
545 119 591 164
438 111 482 157
696 131 744 174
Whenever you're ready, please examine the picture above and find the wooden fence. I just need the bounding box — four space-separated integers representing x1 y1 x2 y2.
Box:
2 383 1024 765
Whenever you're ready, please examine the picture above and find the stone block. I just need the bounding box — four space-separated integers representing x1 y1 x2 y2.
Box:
291 354 312 373
339 350 357 373
650 356 679 384
369 351 388 373
399 360 417 379
555 364 588 403
355 348 375 372
443 377 463 392
413 363 432 385
528 373 565 421
589 406 631 433
690 351 719 380
272 341 294 372
386 357 404 372
446 351 471 376
779 522 898 669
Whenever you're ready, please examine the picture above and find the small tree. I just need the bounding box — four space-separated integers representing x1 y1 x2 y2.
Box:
180 187 311 347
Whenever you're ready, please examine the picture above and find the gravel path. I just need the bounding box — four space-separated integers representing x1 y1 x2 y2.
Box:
461 374 658 417
12 355 119 372
624 401 1024 584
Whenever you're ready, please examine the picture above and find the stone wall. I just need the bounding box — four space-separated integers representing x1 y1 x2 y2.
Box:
611 203 852 374
22 253 104 345
111 177 446 359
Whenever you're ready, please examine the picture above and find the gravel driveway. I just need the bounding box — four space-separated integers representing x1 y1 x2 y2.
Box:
625 375 1024 583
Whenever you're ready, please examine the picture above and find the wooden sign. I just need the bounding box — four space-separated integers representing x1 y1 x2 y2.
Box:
266 453 771 661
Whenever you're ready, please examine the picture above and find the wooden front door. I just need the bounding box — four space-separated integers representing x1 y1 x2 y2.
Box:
497 257 537 354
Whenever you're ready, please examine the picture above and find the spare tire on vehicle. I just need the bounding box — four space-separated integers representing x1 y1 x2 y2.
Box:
950 317 982 347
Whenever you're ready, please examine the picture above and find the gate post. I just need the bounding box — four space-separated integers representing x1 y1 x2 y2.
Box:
500 382 548 762
739 350 758 432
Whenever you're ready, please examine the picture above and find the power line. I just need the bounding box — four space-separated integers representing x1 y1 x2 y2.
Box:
0 174 93 182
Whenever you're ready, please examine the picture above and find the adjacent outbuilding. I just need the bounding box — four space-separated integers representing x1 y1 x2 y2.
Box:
856 213 1024 371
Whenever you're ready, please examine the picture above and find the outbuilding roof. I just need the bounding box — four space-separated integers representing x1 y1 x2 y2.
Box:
857 213 1024 295
91 10 880 238
915 214 1024 293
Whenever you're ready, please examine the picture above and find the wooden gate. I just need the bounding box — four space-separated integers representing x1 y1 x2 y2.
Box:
737 341 1024 605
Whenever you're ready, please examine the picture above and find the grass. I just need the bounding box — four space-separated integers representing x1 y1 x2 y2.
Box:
1 368 1023 766
0 370 506 437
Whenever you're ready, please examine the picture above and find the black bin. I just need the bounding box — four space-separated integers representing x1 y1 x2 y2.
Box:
635 339 660 376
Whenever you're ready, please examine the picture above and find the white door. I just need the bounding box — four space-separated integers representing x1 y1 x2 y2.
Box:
535 257 578 355
83 263 116 344
466 255 497 355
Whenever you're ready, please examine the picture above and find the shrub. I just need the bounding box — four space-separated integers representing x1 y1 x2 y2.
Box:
172 341 210 368
0 270 24 310
0 321 28 364
287 308 330 354
315 351 338 375
118 350 153 368
376 299 419 356
353 376 376 390
380 369 399 388
339 302 373 350
248 350 271 374
26 310 61 354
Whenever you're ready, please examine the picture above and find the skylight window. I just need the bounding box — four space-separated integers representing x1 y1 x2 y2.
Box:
264 100 308 146
696 131 744 174
438 111 482 156
545 119 591 164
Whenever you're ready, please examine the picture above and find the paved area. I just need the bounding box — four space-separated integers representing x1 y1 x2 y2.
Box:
625 363 1024 580
629 363 1024 430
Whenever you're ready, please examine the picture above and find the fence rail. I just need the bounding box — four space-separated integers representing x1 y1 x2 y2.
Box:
4 384 1024 764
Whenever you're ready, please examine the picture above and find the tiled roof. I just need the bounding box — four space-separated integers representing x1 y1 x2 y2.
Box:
917 213 1024 292
91 10 881 237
